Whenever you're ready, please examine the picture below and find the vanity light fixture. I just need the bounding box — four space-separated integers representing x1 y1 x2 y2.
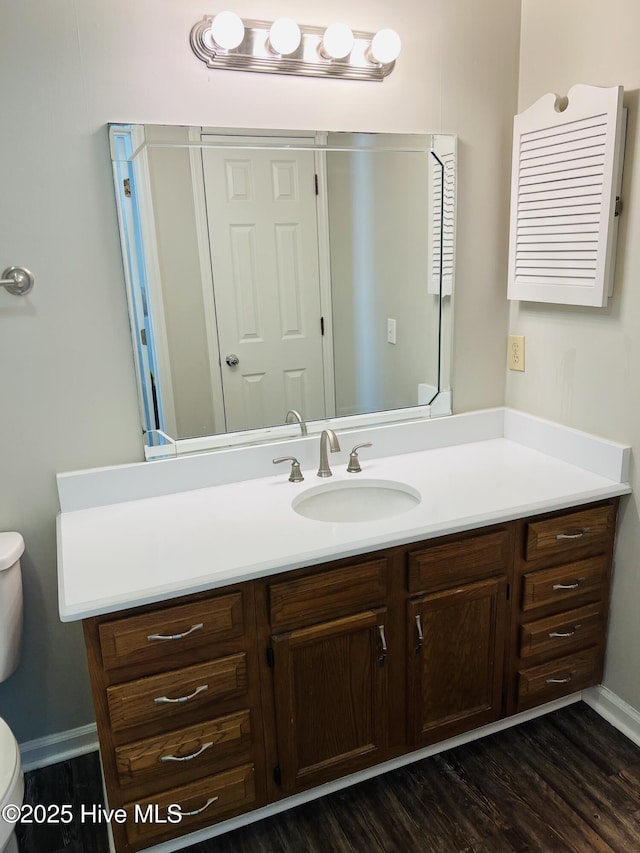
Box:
190 13 401 81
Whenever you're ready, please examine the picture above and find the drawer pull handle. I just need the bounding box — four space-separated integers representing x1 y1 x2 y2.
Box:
179 796 219 817
415 614 424 653
552 578 586 591
556 528 590 541
147 623 204 642
378 624 388 666
160 741 214 763
154 684 208 705
549 625 581 639
545 670 576 685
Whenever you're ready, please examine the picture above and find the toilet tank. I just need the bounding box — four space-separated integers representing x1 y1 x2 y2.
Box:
0 533 24 682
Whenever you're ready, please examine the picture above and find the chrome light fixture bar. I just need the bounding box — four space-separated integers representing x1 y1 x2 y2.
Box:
190 14 401 81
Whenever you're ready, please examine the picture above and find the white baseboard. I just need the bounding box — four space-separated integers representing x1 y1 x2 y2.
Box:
19 722 98 772
583 685 640 748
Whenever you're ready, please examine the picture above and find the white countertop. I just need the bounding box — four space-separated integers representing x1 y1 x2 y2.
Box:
57 409 631 621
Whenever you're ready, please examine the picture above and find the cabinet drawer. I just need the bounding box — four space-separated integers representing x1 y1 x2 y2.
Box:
408 530 511 594
98 593 244 672
520 603 604 659
115 709 252 787
124 762 255 846
269 558 387 631
517 646 601 705
107 654 247 733
525 505 615 562
521 556 607 611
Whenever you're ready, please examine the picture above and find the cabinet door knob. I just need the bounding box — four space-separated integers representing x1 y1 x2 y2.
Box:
545 671 576 685
556 527 590 540
548 625 581 639
160 742 214 763
414 614 424 653
378 624 388 666
178 796 219 817
552 577 586 591
153 684 209 705
147 622 204 642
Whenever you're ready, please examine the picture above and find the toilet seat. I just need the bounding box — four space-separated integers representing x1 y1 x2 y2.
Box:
0 717 23 850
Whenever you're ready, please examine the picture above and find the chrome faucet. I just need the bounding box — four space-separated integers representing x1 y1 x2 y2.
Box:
285 409 308 436
317 429 341 477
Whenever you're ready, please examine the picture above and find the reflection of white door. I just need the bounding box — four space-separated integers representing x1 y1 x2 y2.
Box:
201 141 326 432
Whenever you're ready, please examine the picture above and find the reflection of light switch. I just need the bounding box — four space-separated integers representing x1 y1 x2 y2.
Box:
387 318 397 344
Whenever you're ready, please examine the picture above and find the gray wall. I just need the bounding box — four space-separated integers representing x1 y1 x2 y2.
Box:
0 0 520 744
327 144 436 415
510 0 640 713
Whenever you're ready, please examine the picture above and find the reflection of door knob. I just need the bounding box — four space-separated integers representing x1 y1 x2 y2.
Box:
225 354 240 366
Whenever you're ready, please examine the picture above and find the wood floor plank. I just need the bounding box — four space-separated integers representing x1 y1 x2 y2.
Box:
549 703 640 776
435 733 614 853
483 735 615 852
514 720 640 851
14 702 640 853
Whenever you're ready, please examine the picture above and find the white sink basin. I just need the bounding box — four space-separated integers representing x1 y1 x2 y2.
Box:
292 479 421 523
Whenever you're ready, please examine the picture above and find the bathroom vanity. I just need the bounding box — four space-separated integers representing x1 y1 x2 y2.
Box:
56 409 631 853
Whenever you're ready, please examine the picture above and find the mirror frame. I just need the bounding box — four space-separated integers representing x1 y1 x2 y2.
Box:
109 125 456 459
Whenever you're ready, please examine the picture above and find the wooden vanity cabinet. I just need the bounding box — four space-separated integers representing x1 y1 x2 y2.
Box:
506 499 619 715
83 584 266 853
255 554 400 797
406 526 513 746
81 499 619 852
256 526 515 797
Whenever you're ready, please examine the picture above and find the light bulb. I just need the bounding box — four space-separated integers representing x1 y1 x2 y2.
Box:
268 18 301 55
210 11 245 50
370 28 401 64
321 22 355 60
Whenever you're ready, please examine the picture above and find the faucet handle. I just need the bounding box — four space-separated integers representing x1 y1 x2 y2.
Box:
347 443 373 473
273 456 304 483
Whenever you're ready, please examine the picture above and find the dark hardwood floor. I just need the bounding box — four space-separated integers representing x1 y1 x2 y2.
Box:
16 702 640 853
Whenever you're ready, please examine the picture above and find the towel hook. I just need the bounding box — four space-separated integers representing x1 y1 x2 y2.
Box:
1 266 34 296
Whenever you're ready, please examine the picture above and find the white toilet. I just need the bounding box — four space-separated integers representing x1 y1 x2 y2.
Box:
0 533 25 853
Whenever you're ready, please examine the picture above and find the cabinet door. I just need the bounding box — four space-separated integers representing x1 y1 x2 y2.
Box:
408 577 507 746
271 608 389 793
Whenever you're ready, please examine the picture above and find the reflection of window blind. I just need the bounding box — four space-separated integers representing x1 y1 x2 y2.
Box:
507 84 626 307
429 142 456 296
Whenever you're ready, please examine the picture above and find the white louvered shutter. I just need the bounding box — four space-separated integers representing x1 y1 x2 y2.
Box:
507 84 626 307
428 135 456 296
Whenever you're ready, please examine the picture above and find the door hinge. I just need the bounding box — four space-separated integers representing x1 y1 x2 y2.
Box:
320 316 325 335
266 647 274 668
615 195 623 217
140 328 147 346
123 178 131 198
315 173 319 195
273 765 282 786
506 582 510 601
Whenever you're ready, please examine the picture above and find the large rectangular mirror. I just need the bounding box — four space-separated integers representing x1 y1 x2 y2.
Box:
109 125 456 458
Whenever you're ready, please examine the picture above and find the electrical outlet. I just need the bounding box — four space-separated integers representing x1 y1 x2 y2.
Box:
387 318 397 344
508 334 525 371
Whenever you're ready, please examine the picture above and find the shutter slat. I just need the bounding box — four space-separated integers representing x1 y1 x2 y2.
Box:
521 112 608 143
